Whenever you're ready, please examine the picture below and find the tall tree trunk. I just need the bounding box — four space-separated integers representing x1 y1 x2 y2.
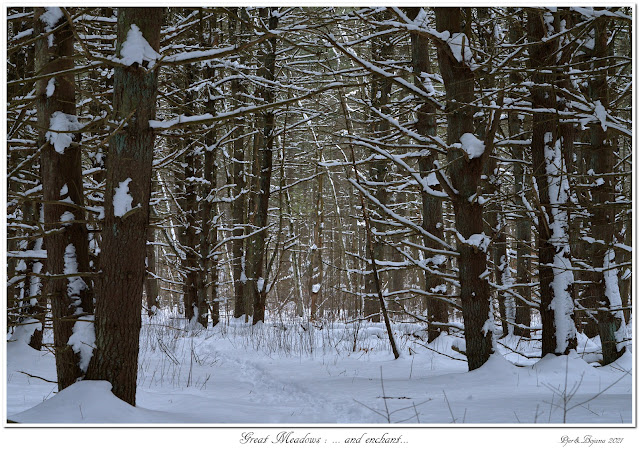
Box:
285 190 305 317
434 7 492 370
509 10 532 337
145 224 159 317
229 8 248 319
9 10 42 349
484 170 509 337
181 151 199 323
19 201 45 350
181 66 200 326
473 8 510 338
35 7 93 390
247 8 278 325
527 9 577 357
309 149 324 320
618 207 631 325
85 7 163 405
198 10 219 327
588 13 623 365
363 10 393 323
406 7 448 342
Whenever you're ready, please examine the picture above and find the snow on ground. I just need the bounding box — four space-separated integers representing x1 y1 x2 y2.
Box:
10 380 189 424
6 311 632 424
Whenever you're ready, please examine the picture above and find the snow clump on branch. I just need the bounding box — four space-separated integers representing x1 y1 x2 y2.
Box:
459 133 485 159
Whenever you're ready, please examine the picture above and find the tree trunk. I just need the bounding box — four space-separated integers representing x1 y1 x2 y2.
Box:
248 8 278 325
9 11 42 349
618 208 631 325
145 225 159 317
309 150 324 320
363 10 393 323
588 13 623 365
406 7 448 342
35 7 93 390
435 7 492 370
285 190 305 317
527 9 577 357
229 8 248 319
85 7 163 406
198 10 219 327
508 11 532 337
475 7 510 338
181 66 200 326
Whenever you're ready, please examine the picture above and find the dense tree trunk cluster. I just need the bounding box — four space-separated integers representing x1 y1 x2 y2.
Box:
7 6 632 404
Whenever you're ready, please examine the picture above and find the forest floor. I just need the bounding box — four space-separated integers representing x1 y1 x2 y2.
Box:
6 311 633 424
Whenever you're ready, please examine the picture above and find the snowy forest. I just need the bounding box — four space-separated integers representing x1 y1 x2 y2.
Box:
5 6 634 425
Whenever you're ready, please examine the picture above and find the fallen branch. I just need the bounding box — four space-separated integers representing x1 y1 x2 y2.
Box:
17 371 57 384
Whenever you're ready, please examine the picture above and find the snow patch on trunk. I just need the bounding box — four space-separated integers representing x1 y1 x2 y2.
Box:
46 78 56 97
460 133 485 159
593 100 608 131
544 134 576 353
60 211 74 226
64 244 87 303
447 33 473 65
603 249 628 350
40 7 64 46
456 231 490 253
67 315 95 372
40 7 63 28
500 255 516 336
30 261 43 300
113 178 138 217
119 24 160 67
46 112 81 154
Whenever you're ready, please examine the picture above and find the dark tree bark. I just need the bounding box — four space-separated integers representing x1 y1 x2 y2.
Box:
618 208 631 325
483 155 509 337
15 200 45 350
588 13 623 365
8 10 41 348
434 7 492 370
508 10 532 338
527 9 577 357
556 11 595 340
363 9 393 323
229 8 248 319
476 8 509 337
309 152 324 321
285 191 305 318
145 224 159 317
182 155 199 324
197 10 219 327
35 7 93 390
246 8 278 325
8 7 35 101
180 65 200 325
406 7 448 342
85 7 163 405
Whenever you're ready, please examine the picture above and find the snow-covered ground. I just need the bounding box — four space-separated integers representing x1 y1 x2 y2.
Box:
6 311 633 424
